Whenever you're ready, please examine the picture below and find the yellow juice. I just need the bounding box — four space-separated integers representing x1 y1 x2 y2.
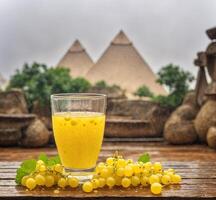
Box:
52 112 105 169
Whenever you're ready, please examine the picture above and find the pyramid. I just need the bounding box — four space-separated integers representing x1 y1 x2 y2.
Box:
86 30 167 96
57 40 94 77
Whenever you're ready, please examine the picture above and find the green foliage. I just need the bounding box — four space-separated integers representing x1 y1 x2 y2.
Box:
94 80 108 89
134 85 154 97
138 153 150 163
153 64 194 108
8 63 91 110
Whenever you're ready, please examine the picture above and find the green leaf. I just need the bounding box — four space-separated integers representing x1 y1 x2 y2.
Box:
47 155 61 166
138 153 150 163
15 159 36 184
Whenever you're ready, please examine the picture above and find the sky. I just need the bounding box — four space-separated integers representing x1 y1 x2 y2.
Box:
0 0 215 80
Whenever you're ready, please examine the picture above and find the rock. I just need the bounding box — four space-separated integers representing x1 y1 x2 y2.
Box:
164 104 199 145
207 127 216 149
0 114 36 129
0 89 28 114
0 129 22 146
48 131 55 145
183 91 199 107
195 100 216 142
20 119 50 147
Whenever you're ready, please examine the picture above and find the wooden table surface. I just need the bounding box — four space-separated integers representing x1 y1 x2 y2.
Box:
0 141 216 199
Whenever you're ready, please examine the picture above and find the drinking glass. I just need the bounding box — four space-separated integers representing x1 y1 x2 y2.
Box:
51 93 106 181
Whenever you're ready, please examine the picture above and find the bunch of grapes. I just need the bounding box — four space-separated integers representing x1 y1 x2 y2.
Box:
20 154 181 195
82 155 181 194
21 160 79 190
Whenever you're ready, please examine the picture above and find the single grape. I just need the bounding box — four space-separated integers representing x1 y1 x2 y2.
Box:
58 177 67 188
132 163 140 174
124 165 133 177
161 175 171 185
171 174 182 184
168 168 175 173
100 168 109 178
91 179 100 189
82 181 93 193
114 176 122 186
140 176 149 187
54 164 64 173
151 183 162 195
35 174 45 186
21 175 29 186
121 177 131 188
131 175 140 187
68 177 79 188
26 178 36 190
98 177 106 188
116 167 124 177
126 159 133 164
107 165 114 176
106 157 114 165
37 160 45 165
45 175 55 187
117 159 126 168
95 163 104 174
106 176 116 188
143 169 151 177
149 175 160 184
39 165 46 172
144 162 152 170
153 162 162 173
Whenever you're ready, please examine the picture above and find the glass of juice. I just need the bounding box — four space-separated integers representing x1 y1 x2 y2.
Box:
51 93 106 181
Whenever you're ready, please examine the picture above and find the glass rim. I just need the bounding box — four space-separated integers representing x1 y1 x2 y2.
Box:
51 93 107 100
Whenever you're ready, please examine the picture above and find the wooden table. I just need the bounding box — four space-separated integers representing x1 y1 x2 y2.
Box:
0 141 216 199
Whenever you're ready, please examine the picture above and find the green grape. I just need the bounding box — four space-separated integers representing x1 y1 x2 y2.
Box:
58 177 67 188
21 175 29 186
68 177 79 188
82 181 93 193
168 168 175 173
54 164 64 173
171 174 181 184
140 176 149 187
107 165 114 176
26 178 37 190
39 165 46 172
98 177 106 188
45 175 55 187
91 179 100 189
37 160 45 165
35 174 45 186
124 166 133 177
100 168 109 178
95 163 104 174
121 177 131 188
116 167 124 177
131 175 140 187
151 183 162 195
106 157 114 165
144 162 152 170
149 175 160 184
106 176 116 188
161 175 171 185
153 162 162 173
132 163 140 174
126 159 133 164
117 159 126 168
114 176 122 186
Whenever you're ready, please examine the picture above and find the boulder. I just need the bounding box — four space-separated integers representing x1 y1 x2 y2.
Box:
0 89 28 114
164 92 199 145
207 127 216 149
20 119 50 147
0 129 22 146
195 100 216 142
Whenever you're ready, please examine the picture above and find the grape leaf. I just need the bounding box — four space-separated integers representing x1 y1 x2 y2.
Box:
15 159 36 184
138 153 150 163
47 155 61 166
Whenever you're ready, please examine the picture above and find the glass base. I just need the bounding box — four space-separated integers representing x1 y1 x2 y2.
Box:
65 167 95 183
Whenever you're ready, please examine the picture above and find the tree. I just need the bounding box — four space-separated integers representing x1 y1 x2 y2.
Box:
94 80 108 89
8 63 91 110
153 64 194 108
134 85 153 97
